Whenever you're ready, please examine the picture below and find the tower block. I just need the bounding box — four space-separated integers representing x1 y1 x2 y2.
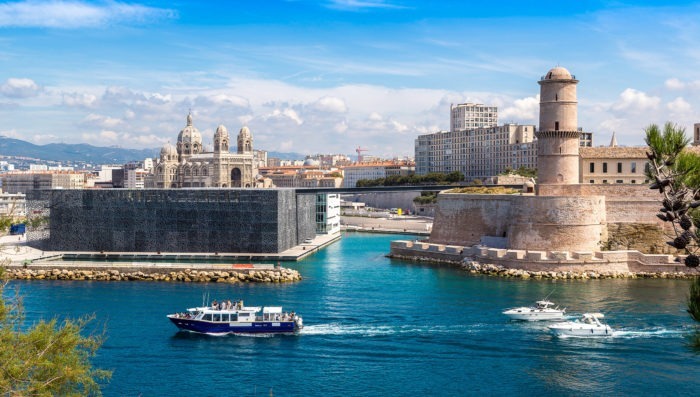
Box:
535 67 580 186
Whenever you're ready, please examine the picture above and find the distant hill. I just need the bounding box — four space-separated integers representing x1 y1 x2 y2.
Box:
0 136 307 164
0 136 157 164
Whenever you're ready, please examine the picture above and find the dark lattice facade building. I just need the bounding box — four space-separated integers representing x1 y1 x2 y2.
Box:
27 189 315 253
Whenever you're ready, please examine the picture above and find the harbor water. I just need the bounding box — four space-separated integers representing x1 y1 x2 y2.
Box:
9 233 700 396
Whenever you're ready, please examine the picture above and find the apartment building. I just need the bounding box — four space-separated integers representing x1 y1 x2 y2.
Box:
342 161 414 188
0 171 85 194
415 123 537 181
450 103 498 131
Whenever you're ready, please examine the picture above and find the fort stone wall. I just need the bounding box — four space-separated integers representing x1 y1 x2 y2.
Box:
429 193 607 252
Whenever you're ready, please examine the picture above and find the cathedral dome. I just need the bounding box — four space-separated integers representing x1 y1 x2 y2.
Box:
177 112 202 156
160 142 177 158
215 124 228 136
543 66 572 80
238 126 251 138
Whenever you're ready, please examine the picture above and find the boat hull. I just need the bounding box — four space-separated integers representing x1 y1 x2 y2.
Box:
503 308 564 321
167 315 299 334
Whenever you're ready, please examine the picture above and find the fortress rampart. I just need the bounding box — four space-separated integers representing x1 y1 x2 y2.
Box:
429 193 607 252
390 240 693 275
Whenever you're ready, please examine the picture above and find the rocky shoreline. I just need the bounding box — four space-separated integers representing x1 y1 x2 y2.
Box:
5 267 302 283
389 254 699 279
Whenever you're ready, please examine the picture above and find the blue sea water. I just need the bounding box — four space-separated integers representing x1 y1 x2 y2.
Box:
9 233 700 396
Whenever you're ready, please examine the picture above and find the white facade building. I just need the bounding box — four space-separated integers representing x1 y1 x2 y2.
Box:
316 193 341 234
342 164 387 188
450 103 498 131
0 190 26 218
125 168 148 189
415 123 537 181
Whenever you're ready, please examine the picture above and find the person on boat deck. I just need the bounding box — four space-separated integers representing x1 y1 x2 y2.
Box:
212 300 219 310
226 299 232 310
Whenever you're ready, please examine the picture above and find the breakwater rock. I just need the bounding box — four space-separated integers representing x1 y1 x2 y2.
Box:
5 267 302 283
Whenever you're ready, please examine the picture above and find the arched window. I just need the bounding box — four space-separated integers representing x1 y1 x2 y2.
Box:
231 168 242 187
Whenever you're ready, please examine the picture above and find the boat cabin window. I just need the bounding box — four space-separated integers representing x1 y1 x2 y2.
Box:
203 313 213 321
213 313 221 322
238 312 253 321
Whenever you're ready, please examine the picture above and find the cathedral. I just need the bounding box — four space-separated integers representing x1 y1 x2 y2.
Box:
150 113 257 188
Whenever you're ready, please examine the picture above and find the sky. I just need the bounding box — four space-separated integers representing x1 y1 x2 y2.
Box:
2 0 700 159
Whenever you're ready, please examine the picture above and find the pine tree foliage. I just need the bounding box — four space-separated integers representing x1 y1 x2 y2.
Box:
644 122 700 267
0 268 111 396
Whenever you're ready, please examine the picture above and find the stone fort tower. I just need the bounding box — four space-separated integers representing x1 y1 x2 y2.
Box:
535 66 580 186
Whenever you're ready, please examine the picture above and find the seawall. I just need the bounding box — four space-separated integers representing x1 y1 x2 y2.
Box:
390 240 697 278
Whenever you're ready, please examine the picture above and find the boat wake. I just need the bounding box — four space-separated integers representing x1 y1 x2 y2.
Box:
300 323 482 336
194 331 278 338
612 327 686 339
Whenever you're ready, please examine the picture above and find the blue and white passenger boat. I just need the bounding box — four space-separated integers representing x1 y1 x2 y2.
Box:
167 300 303 335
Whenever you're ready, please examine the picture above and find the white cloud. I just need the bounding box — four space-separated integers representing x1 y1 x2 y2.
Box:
368 112 382 121
612 88 660 112
237 114 254 125
0 129 21 138
193 93 248 109
265 108 304 126
334 120 348 133
81 113 123 128
324 0 406 11
0 0 176 29
1 78 41 98
665 78 685 90
278 140 294 151
667 97 692 113
390 119 408 133
31 133 58 143
99 130 119 141
311 96 348 113
500 95 539 122
62 91 98 107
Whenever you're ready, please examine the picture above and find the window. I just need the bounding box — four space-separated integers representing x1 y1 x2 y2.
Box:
589 162 595 173
602 180 608 184
555 121 559 131
631 180 636 184
589 180 594 184
631 162 637 173
617 162 622 173
603 163 608 173
616 180 623 184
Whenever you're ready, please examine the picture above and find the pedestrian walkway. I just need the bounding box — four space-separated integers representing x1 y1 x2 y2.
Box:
1 232 341 268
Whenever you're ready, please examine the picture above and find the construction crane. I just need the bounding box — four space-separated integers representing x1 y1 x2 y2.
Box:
355 147 368 163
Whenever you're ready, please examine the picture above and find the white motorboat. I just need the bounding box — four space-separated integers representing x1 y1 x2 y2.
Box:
503 300 565 321
548 313 613 337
